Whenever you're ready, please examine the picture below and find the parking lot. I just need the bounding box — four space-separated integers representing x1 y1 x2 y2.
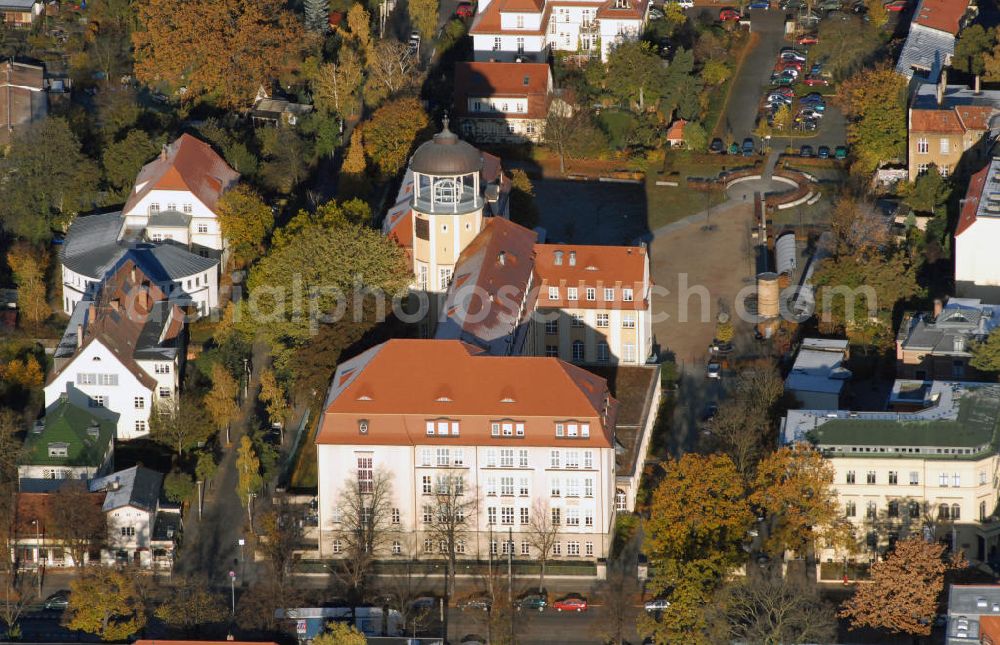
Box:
711 5 848 155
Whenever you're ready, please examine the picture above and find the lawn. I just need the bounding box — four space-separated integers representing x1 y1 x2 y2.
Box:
289 421 319 489
646 153 746 230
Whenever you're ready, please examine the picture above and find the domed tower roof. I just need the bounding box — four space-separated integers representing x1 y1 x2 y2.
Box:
410 118 483 176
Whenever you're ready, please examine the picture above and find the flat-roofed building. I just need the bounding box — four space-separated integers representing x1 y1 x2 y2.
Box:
782 381 1000 565
946 584 1000 644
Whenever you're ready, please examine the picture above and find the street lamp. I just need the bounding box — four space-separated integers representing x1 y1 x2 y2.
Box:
229 570 236 615
238 538 246 580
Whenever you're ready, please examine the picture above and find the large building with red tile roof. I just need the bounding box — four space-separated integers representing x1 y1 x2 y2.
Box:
316 338 622 560
453 61 554 143
44 260 186 440
470 0 648 63
895 0 975 83
907 80 1000 181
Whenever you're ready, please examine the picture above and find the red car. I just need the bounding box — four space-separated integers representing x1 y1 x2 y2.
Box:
771 86 795 97
719 7 741 20
777 61 803 71
456 1 474 17
796 33 819 45
553 597 588 612
885 0 906 10
802 75 829 86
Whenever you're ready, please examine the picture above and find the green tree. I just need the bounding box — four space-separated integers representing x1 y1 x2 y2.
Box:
970 328 1000 373
258 126 311 194
195 451 218 483
164 471 196 503
63 567 146 641
509 169 540 230
683 121 708 152
154 575 228 634
662 48 702 121
701 59 731 86
103 130 159 200
810 16 879 80
839 64 908 174
236 435 263 524
314 622 367 645
954 25 995 79
271 198 372 249
216 183 275 267
0 118 98 243
408 0 438 41
605 41 665 111
904 166 951 214
304 0 329 31
363 97 429 179
148 393 214 456
6 243 50 326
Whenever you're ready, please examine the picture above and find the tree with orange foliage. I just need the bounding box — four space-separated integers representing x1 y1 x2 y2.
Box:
0 356 44 389
133 0 310 109
840 536 953 637
750 445 840 556
6 243 49 326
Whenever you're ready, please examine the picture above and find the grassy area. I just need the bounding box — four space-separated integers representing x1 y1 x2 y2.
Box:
289 419 319 489
646 154 742 230
820 561 871 580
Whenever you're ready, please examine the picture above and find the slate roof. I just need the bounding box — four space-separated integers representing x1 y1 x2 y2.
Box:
61 212 219 281
21 399 115 468
785 338 851 396
89 465 163 512
897 298 1000 354
896 23 955 83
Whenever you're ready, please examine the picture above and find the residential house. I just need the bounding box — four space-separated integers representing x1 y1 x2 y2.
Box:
44 261 186 440
781 380 1000 566
470 0 649 64
665 120 686 148
956 158 1000 299
896 298 1000 381
907 78 1000 180
250 89 314 127
784 338 851 409
945 585 1000 644
530 244 652 366
454 61 554 144
896 0 975 84
0 60 47 144
18 398 116 481
90 465 179 569
316 339 621 561
59 133 238 317
14 485 106 568
0 0 41 27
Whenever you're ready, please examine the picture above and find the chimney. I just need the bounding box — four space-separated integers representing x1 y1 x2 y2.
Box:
110 299 119 312
160 144 168 160
130 266 136 283
976 74 982 95
76 323 83 347
933 298 944 318
87 302 95 321
937 68 947 107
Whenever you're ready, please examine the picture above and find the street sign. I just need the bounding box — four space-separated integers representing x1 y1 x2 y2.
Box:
238 538 246 546
229 570 236 579
296 619 307 635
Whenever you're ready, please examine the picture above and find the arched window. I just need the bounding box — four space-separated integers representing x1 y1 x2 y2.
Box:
952 504 961 521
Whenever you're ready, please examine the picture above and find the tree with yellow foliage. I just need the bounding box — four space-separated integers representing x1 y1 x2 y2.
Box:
258 368 289 430
408 0 438 41
345 4 373 57
6 243 49 326
216 184 274 267
314 622 366 645
0 356 44 389
339 128 370 199
236 435 262 525
63 567 146 641
204 363 239 445
363 97 429 179
133 0 309 109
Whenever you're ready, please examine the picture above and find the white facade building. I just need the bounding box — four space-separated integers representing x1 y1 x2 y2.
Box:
956 159 1000 300
316 339 621 561
782 381 1000 565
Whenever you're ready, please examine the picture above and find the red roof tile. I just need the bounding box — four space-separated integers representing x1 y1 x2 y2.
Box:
956 105 994 131
956 163 989 237
470 0 546 35
914 0 970 35
123 134 239 215
910 108 964 133
316 339 616 448
454 62 552 119
666 119 686 142
533 244 649 310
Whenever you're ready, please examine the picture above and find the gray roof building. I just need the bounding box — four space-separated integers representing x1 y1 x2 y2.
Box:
946 584 1000 644
89 465 163 512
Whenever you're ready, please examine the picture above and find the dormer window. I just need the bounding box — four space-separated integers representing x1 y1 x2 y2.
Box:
554 250 563 266
427 419 460 436
48 442 69 458
358 419 369 434
614 0 628 8
516 14 524 28
149 203 160 213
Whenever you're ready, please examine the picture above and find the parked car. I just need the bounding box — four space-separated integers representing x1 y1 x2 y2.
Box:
799 92 824 103
456 1 474 17
818 0 841 10
796 32 819 45
707 361 722 378
515 594 547 612
644 599 671 612
798 107 823 119
884 0 906 11
834 145 848 159
767 94 793 105
770 72 796 86
408 32 421 55
799 145 814 157
411 597 437 611
709 137 725 153
719 7 741 20
803 75 830 86
817 145 831 159
741 137 755 155
852 2 868 14
781 0 804 8
779 50 807 62
667 0 695 7
798 118 818 131
748 0 770 8
728 141 740 155
553 596 588 612
44 591 70 611
458 596 491 611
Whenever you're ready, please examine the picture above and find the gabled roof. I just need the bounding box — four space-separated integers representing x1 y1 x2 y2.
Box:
957 160 996 237
533 243 648 309
89 465 163 512
317 339 616 448
16 489 105 537
910 108 964 133
123 134 239 215
436 218 538 353
21 398 115 468
895 23 955 83
470 0 546 35
596 0 648 20
914 0 970 35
